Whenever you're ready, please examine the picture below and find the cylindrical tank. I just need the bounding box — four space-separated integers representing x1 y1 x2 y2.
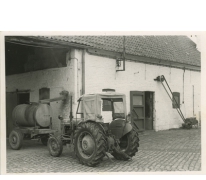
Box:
12 104 52 127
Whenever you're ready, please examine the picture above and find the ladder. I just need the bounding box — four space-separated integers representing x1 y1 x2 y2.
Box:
154 75 186 123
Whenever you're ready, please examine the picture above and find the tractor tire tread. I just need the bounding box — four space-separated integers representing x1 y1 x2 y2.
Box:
74 122 107 167
112 127 139 160
48 135 63 157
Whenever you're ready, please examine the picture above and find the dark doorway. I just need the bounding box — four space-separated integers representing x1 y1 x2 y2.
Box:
6 93 17 137
6 92 30 137
145 91 154 130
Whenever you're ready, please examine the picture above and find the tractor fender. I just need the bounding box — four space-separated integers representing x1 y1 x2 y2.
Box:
77 120 106 135
109 119 132 139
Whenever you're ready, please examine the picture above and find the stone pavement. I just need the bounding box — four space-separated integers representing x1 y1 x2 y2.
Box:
6 128 201 173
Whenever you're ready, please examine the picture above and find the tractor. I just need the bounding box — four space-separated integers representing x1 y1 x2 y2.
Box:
47 92 139 167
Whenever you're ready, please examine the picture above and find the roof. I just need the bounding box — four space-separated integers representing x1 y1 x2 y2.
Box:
36 36 200 67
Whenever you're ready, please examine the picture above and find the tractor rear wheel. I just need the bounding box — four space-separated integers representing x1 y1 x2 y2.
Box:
74 122 107 167
48 136 63 157
9 129 23 150
111 127 139 160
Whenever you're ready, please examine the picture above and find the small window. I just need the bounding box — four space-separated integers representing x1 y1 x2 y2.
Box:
172 92 180 108
17 93 30 104
39 88 50 105
39 88 50 100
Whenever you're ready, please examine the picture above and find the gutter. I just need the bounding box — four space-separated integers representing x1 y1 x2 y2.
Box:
5 36 92 49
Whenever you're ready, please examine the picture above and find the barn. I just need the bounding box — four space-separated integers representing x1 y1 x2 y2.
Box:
5 35 201 136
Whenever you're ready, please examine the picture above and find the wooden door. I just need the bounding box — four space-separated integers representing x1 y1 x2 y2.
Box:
130 91 145 131
6 93 17 137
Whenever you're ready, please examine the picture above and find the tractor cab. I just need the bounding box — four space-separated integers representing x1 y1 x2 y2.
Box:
76 92 127 123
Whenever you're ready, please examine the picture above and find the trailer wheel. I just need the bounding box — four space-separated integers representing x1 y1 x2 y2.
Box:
41 136 49 146
74 122 107 167
112 127 139 160
9 129 23 150
48 136 63 157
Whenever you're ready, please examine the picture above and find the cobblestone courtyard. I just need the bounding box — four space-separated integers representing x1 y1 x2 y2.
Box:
6 128 201 173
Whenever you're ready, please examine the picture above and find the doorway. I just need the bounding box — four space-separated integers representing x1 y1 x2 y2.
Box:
130 91 154 131
6 92 30 137
145 91 154 130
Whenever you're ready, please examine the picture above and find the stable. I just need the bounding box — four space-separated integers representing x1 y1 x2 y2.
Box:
5 35 201 136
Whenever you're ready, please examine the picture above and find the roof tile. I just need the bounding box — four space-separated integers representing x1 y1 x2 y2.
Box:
39 36 200 66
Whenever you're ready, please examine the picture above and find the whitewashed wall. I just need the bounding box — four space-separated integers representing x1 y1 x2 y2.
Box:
6 49 201 132
6 49 83 131
84 52 201 131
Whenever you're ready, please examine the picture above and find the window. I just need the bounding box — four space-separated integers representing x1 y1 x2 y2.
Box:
172 92 180 108
39 88 50 100
102 100 112 111
84 100 95 120
17 93 30 104
39 88 50 105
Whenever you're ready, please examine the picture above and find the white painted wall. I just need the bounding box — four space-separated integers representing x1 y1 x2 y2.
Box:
6 66 72 131
84 52 201 131
6 49 201 132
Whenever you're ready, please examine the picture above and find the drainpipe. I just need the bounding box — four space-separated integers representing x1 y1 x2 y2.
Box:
82 49 85 95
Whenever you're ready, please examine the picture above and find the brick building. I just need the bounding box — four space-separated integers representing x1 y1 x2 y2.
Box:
5 36 201 135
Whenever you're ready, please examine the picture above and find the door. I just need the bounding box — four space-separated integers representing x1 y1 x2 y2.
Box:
130 91 145 131
6 93 17 137
145 91 153 130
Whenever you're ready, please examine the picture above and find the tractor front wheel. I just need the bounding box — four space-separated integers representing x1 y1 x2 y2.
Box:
74 122 107 167
9 129 23 150
112 127 139 160
48 136 63 157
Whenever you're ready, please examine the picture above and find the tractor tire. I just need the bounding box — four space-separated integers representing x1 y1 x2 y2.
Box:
41 136 49 146
9 129 24 150
74 122 107 167
48 135 63 157
111 127 139 160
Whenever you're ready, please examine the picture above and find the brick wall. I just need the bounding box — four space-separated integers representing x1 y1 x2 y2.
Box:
84 52 201 131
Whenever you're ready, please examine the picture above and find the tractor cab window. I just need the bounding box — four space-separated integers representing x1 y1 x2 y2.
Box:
84 100 96 120
113 100 124 119
76 100 84 118
101 98 125 121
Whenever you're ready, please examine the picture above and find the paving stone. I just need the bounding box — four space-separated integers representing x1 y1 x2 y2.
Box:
6 128 201 173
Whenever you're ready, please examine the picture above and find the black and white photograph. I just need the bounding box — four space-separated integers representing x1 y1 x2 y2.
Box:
1 34 203 174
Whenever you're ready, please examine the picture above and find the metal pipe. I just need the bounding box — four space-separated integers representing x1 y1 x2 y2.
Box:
123 36 125 71
183 68 185 103
82 49 85 95
193 85 194 116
